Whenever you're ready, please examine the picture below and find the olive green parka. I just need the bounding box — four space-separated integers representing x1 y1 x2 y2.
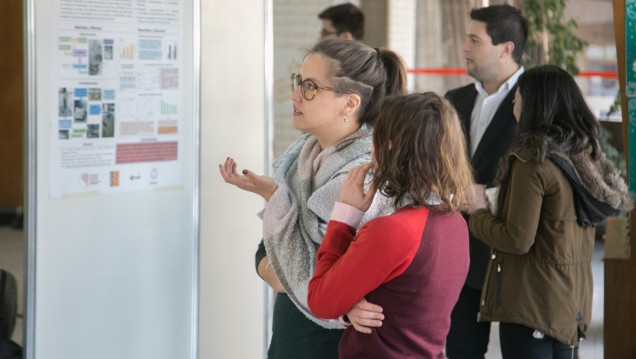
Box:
470 145 629 346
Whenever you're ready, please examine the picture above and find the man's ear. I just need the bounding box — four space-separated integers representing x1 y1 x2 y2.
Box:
338 31 354 41
501 41 515 59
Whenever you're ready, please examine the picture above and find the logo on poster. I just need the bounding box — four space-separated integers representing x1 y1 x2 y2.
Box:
110 171 120 187
80 173 100 188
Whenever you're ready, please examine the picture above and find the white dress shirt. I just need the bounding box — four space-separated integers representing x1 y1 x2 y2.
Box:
470 67 524 156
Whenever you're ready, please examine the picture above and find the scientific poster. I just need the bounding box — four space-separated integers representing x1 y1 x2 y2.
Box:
51 0 183 198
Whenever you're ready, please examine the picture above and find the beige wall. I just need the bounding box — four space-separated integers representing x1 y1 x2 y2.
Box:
200 1 266 358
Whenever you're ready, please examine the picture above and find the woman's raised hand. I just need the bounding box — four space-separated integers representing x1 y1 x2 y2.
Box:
339 162 377 212
219 157 278 201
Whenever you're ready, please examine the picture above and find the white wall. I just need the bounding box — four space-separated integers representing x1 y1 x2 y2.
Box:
388 0 417 92
199 1 266 358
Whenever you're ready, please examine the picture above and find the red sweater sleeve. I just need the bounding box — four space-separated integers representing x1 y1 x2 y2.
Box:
308 212 425 319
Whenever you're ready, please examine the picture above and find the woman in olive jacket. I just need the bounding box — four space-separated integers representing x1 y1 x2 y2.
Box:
469 65 631 359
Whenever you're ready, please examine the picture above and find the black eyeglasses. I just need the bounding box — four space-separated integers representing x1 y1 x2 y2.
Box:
291 73 352 101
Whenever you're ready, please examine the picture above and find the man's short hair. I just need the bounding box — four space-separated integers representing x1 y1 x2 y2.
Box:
470 4 528 64
318 3 365 40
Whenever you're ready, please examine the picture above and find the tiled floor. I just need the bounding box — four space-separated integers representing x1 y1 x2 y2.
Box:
0 225 605 357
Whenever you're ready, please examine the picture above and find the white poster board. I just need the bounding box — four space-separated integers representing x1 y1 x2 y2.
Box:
25 0 199 358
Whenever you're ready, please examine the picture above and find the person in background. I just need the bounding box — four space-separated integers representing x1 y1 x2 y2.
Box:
468 64 631 358
318 3 365 41
444 5 528 358
220 39 407 359
308 92 473 358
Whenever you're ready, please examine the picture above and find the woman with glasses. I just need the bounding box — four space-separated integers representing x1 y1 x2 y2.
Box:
469 65 631 358
220 39 406 359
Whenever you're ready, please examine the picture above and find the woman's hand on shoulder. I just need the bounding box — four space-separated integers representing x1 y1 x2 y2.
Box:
219 157 277 201
345 298 384 334
340 163 377 212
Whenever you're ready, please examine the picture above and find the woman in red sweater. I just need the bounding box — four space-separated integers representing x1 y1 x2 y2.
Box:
308 92 474 358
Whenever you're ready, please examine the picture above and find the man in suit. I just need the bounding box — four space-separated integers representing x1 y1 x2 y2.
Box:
445 5 528 358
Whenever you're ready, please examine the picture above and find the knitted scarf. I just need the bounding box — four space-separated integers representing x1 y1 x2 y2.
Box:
262 128 393 329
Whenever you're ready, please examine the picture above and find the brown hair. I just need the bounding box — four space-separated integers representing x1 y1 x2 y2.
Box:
309 39 407 126
372 93 474 211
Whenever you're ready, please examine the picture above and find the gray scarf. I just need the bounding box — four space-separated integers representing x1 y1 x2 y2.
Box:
262 128 392 329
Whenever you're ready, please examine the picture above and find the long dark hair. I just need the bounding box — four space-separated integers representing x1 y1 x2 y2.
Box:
513 65 602 162
497 64 632 213
310 39 407 126
372 93 474 211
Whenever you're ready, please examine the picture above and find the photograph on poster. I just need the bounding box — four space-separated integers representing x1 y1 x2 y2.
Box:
102 103 115 138
74 99 87 122
89 88 102 101
59 130 69 140
104 39 114 60
89 39 103 76
58 87 73 116
87 124 100 138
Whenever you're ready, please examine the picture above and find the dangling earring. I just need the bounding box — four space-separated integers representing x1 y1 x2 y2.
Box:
343 115 348 123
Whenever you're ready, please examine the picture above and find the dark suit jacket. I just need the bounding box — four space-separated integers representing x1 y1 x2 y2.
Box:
445 83 517 289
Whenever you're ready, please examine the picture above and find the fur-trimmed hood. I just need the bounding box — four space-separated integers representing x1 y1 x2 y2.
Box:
548 149 629 210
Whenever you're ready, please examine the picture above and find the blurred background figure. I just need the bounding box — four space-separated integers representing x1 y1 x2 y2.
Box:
318 3 364 41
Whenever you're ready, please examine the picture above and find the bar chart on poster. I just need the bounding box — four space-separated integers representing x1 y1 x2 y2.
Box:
25 0 199 358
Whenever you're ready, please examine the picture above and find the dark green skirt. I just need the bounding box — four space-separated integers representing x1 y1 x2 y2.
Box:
268 292 343 359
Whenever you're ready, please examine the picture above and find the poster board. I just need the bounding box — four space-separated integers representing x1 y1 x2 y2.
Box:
24 0 199 358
